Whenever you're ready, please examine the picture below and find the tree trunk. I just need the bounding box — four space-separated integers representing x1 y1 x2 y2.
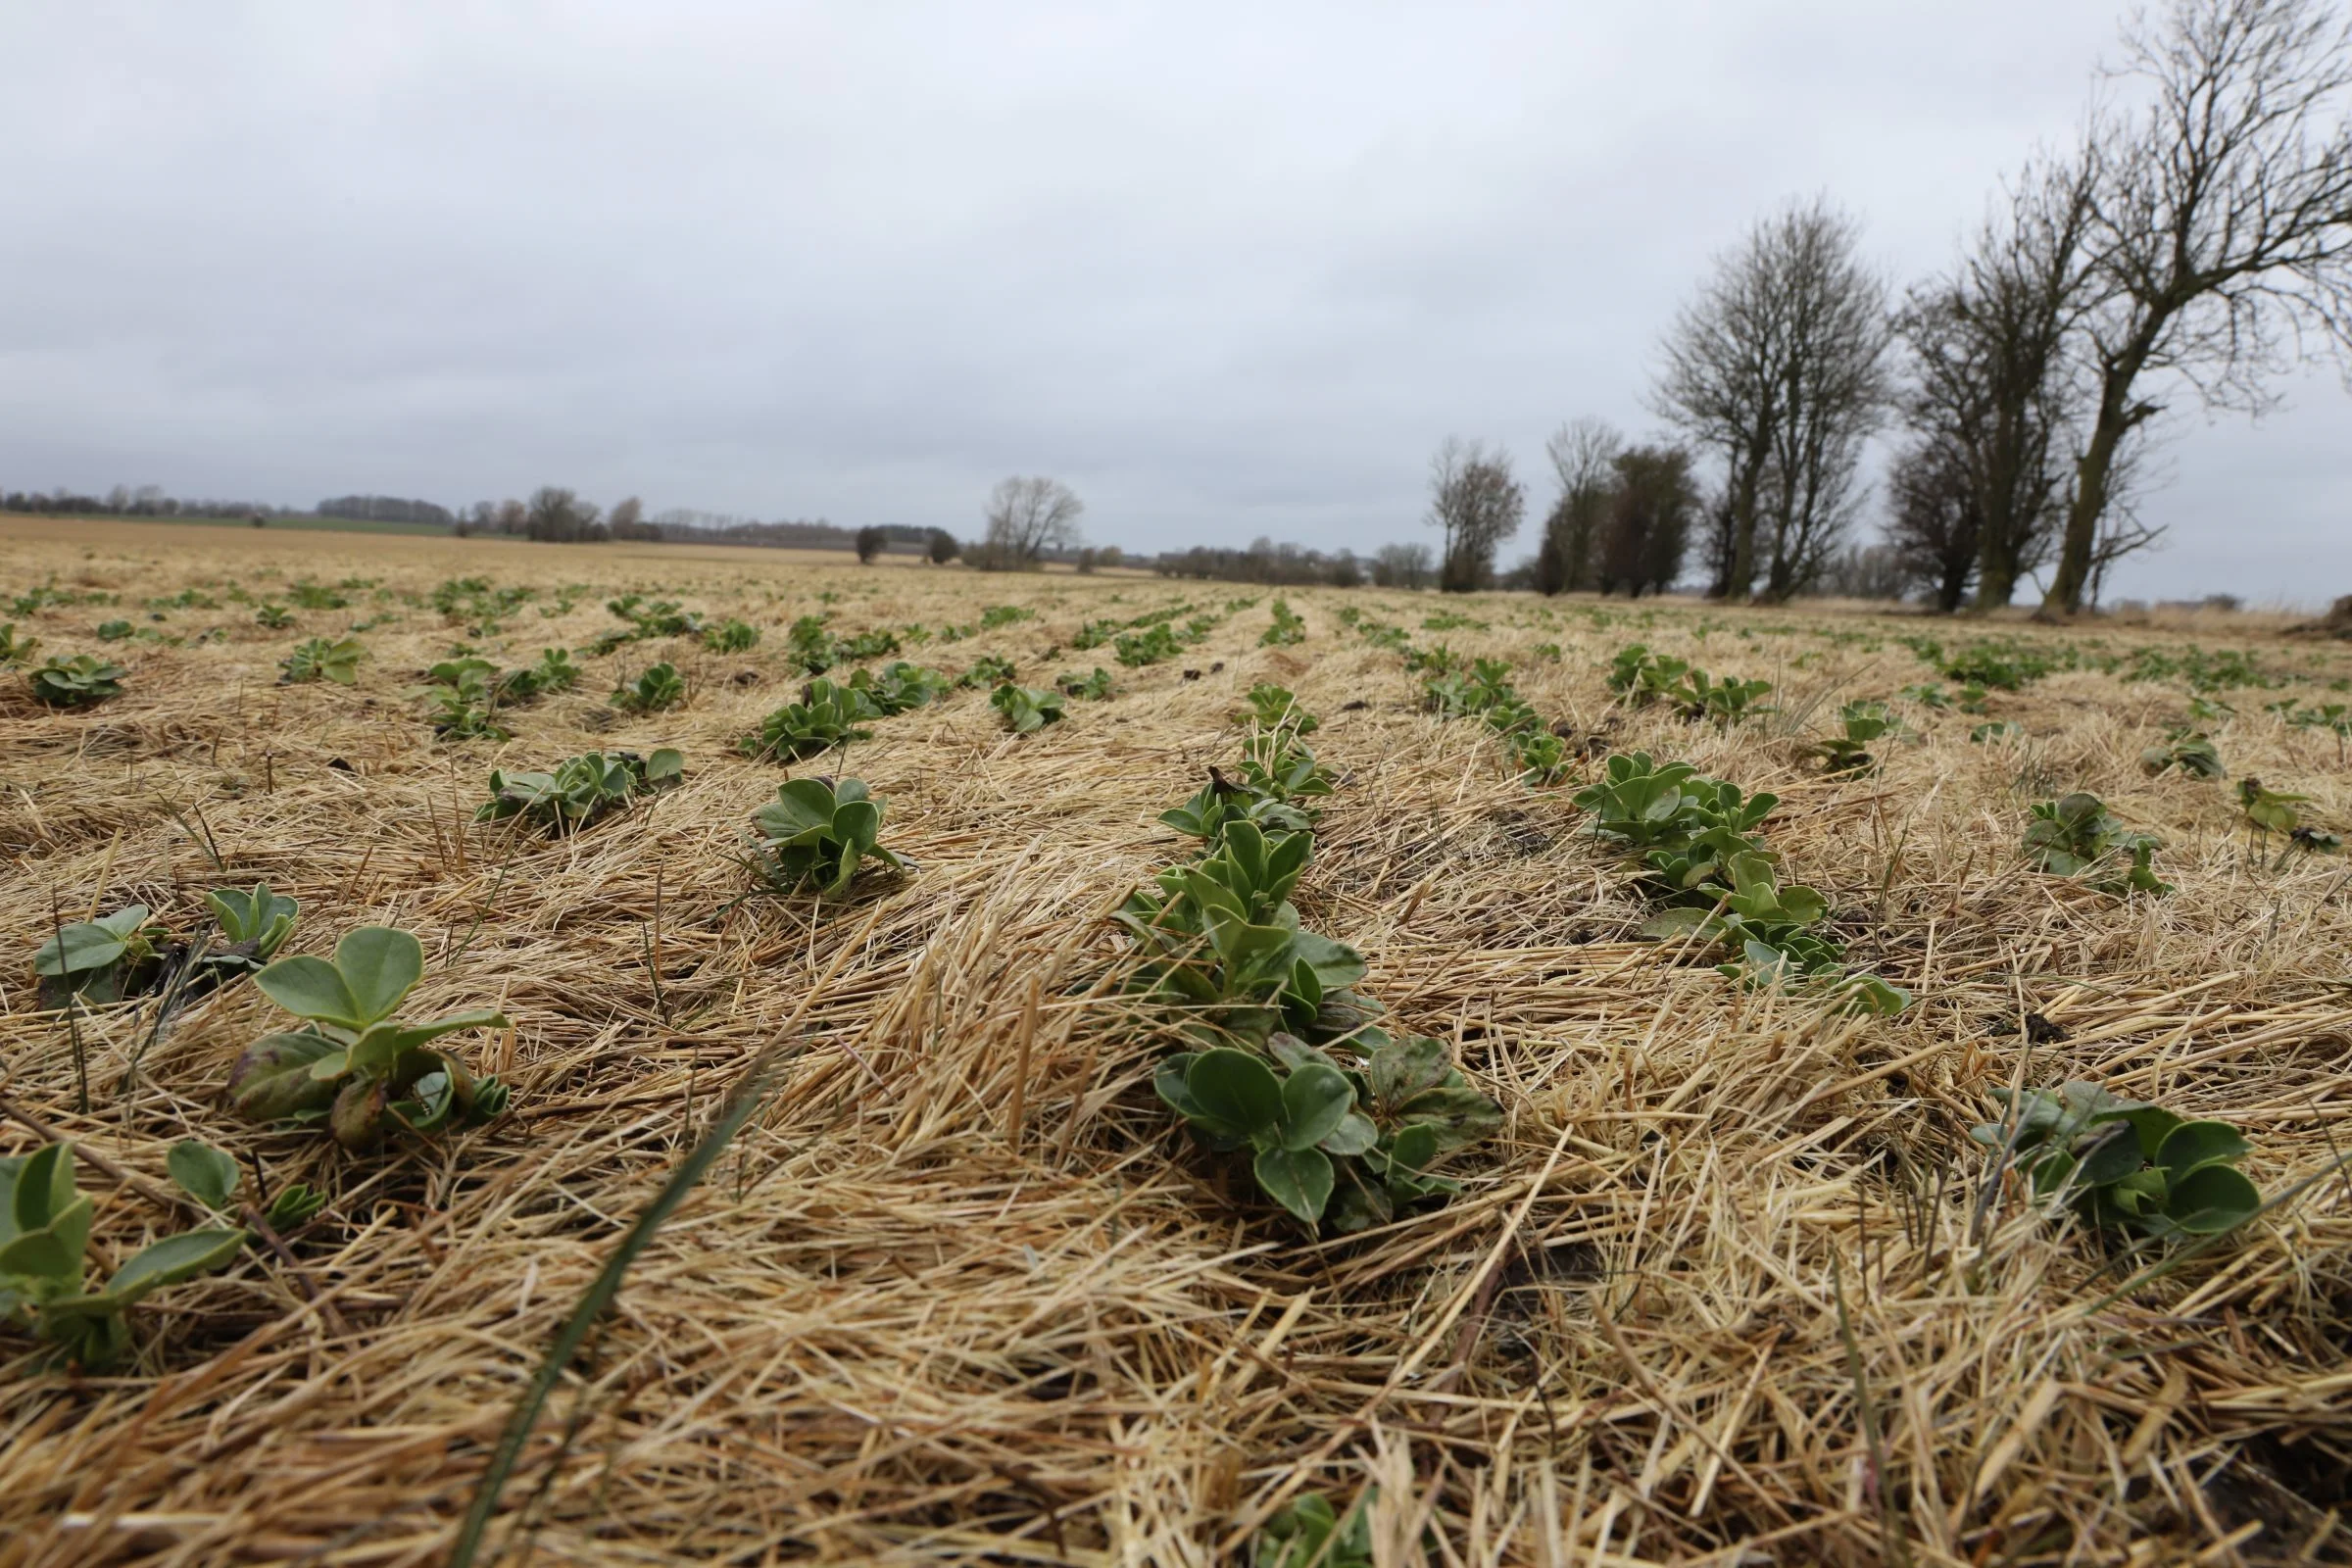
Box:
2043 346 2152 616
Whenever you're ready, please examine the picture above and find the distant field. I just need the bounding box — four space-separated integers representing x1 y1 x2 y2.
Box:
1 520 2347 1564
5 510 460 537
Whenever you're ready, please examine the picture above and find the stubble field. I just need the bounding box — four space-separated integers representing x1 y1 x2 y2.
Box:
2 517 2349 1567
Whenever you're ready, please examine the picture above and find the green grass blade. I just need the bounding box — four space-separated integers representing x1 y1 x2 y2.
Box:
449 1037 801 1567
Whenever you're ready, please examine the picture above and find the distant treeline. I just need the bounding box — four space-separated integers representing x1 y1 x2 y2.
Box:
2 486 297 520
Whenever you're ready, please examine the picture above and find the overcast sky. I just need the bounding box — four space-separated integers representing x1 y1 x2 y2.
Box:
3 2 2346 604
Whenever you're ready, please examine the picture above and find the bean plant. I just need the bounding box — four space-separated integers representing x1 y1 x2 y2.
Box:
1259 598 1305 647
1055 667 1114 701
611 662 687 713
476 749 683 833
0 1142 244 1369
279 636 365 686
741 678 877 762
0 622 38 665
1156 1030 1497 1229
990 682 1065 733
746 777 906 899
2022 793 2170 895
847 661 952 714
1971 1082 2261 1241
34 905 166 1005
702 618 760 653
2140 729 2225 780
227 927 511 1151
28 653 125 708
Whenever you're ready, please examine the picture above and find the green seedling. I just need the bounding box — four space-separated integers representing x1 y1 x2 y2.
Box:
990 682 1065 732
28 653 125 708
611 662 687 713
34 904 167 1005
528 647 580 694
1235 727 1336 807
419 658 512 741
254 604 296 629
839 627 900 662
0 623 38 665
740 677 878 762
1113 623 1184 667
95 618 133 641
979 604 1035 629
1682 669 1775 723
227 926 511 1151
1897 682 1949 710
746 777 906 899
166 1138 324 1230
1055 667 1114 701
701 618 760 653
1259 598 1306 647
477 749 684 833
2140 730 2225 780
202 882 300 977
848 661 952 714
279 636 365 686
2023 793 2170 896
0 1142 244 1369
958 654 1016 688
1159 773 1315 843
1071 618 1118 651
1117 820 1370 1040
1606 644 1691 708
1971 1082 2261 1241
1155 1029 1497 1229
1246 683 1318 736
1252 1490 1375 1568
782 613 837 672
1815 701 1895 774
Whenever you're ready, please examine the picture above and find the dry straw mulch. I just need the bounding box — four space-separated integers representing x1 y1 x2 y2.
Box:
1 518 2349 1566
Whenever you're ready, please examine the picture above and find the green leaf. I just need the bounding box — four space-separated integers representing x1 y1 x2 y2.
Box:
1397 1086 1503 1151
1187 1050 1283 1138
105 1229 245 1304
15 1142 74 1233
1369 1035 1452 1105
1279 1062 1355 1152
1319 1111 1378 1156
2074 1124 2146 1187
1251 1145 1335 1223
2162 1163 2260 1235
256 954 365 1028
335 927 424 1025
2156 1120 2253 1180
167 1140 241 1211
227 1031 343 1122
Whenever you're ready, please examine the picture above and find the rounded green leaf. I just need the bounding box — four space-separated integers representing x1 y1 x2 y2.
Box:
334 927 424 1025
1318 1111 1378 1157
226 1030 342 1122
256 954 364 1028
106 1228 245 1303
1186 1050 1283 1138
2156 1120 2253 1180
2163 1164 2261 1235
1251 1145 1335 1224
2074 1124 2147 1188
1279 1062 1355 1152
167 1140 240 1211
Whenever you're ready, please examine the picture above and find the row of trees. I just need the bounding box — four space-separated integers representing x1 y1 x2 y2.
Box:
1435 0 2352 612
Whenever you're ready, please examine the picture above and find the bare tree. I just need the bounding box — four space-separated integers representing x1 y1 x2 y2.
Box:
1596 445 1698 597
1371 541 1434 589
978 476 1084 570
524 487 604 542
1883 434 1982 611
1898 159 2095 609
2042 0 2352 613
1425 437 1524 593
1535 417 1622 594
1654 197 1894 601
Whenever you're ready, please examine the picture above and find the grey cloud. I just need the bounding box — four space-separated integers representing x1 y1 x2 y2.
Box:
0 1 2343 601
